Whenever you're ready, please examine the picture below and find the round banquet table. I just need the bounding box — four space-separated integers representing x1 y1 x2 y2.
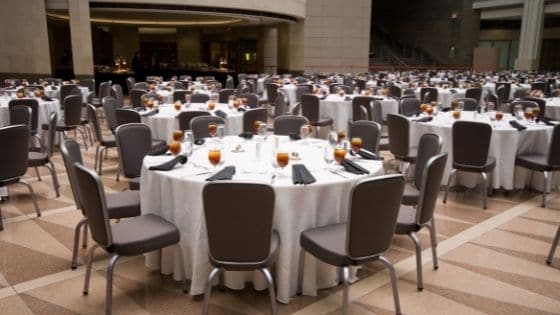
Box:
141 103 243 143
409 111 556 191
414 87 465 108
545 98 560 120
44 85 89 103
0 96 60 132
320 94 398 133
140 136 384 303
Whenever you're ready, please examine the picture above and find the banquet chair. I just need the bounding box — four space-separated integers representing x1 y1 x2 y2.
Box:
115 123 153 190
265 82 279 104
102 97 119 134
350 120 382 154
351 96 373 122
454 98 478 111
273 115 309 136
60 84 78 104
388 85 402 98
298 174 405 315
132 82 147 91
225 75 235 89
114 109 168 158
399 97 420 117
532 82 546 92
396 153 448 291
486 92 499 107
510 100 539 114
465 87 482 104
0 125 40 231
202 182 279 315
110 84 124 108
218 89 236 103
243 108 268 133
523 97 546 117
495 82 511 105
129 89 146 108
43 95 88 149
295 85 311 104
177 111 210 131
239 93 259 108
8 99 41 148
75 164 186 315
80 78 95 95
88 105 117 176
191 93 210 104
93 81 111 106
355 78 367 91
372 100 386 125
513 88 530 99
273 90 288 118
443 121 495 209
402 133 442 206
515 124 560 208
301 94 334 137
172 81 185 90
60 139 140 269
9 105 31 127
28 112 60 197
173 89 189 103
387 113 417 177
126 77 135 94
420 87 438 104
190 116 225 140
403 88 416 96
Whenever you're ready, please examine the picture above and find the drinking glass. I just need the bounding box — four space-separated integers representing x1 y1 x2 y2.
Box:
169 141 181 156
300 124 311 141
350 137 362 156
257 122 267 138
172 130 184 142
524 107 534 122
208 148 221 169
327 131 338 146
208 123 218 137
217 124 225 140
276 151 290 172
334 146 347 164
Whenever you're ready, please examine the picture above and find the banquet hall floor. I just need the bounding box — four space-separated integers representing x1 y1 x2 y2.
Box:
1 133 560 315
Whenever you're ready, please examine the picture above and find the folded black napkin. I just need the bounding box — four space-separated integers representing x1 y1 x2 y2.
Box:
237 107 246 112
373 97 384 100
289 133 301 140
441 107 452 112
536 116 556 126
214 110 227 118
238 131 254 139
148 145 169 156
415 116 433 123
206 166 236 181
350 149 381 160
140 109 159 117
51 86 58 90
194 139 205 145
341 159 370 175
344 96 352 101
319 96 327 100
509 120 527 131
292 164 316 185
133 106 147 112
149 155 187 171
450 89 457 94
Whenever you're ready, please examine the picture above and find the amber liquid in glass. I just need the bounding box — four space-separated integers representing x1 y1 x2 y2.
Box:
495 111 503 121
452 110 461 119
334 148 347 163
208 150 221 166
172 130 184 142
208 102 216 110
208 123 218 137
276 152 289 168
351 138 362 153
169 141 181 155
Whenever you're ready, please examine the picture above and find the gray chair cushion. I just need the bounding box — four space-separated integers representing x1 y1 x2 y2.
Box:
128 177 140 190
106 190 141 219
395 205 421 234
454 156 496 173
108 214 180 256
515 154 559 172
210 231 280 271
401 183 420 206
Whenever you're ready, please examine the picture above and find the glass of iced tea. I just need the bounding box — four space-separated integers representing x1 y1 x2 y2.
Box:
337 131 346 144
532 106 540 118
207 101 216 111
208 123 218 137
350 137 362 155
524 108 534 122
208 148 221 168
172 130 184 142
426 105 434 116
276 151 289 170
495 111 503 121
334 146 347 164
174 101 182 111
420 103 428 113
169 141 181 156
452 110 461 120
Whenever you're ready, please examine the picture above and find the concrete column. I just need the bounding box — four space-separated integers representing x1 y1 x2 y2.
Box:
177 28 202 67
515 0 545 71
258 27 278 74
68 0 94 77
278 22 304 73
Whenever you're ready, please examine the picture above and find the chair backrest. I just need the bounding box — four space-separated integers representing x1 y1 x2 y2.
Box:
452 121 491 167
243 108 268 133
9 105 31 127
522 97 546 116
173 81 185 90
115 123 153 178
79 78 95 95
73 163 112 247
98 81 112 99
0 125 30 182
102 96 118 132
190 116 225 139
465 87 482 103
265 83 278 102
548 124 560 167
225 75 235 89
413 133 442 189
295 85 311 103
274 90 287 118
510 100 539 114
531 82 546 92
132 82 147 91
454 98 478 111
60 139 84 210
346 174 405 259
416 153 448 225
399 97 420 116
111 84 124 108
63 95 83 126
371 100 384 125
485 92 498 105
45 112 57 157
203 182 275 264
177 110 210 131
239 93 259 108
126 77 136 94
8 99 39 132
388 85 402 98
387 113 410 158
351 96 373 121
420 87 438 103
115 108 141 126
218 89 236 103
301 93 320 123
173 89 188 103
350 120 382 154
129 89 146 108
60 84 78 103
191 93 210 103
87 104 105 143
273 115 309 135
495 82 511 104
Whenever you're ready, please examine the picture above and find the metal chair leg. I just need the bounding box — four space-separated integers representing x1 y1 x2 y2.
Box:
443 169 457 204
408 232 423 291
46 162 60 197
202 267 221 315
547 225 560 265
542 171 549 208
83 244 100 295
0 205 3 231
296 249 305 295
341 266 350 315
17 182 40 217
98 147 106 175
34 167 42 181
481 172 488 209
174 244 188 293
260 267 277 315
424 220 439 270
82 222 88 248
71 218 88 270
78 128 88 151
106 255 121 315
379 256 402 315
94 145 100 171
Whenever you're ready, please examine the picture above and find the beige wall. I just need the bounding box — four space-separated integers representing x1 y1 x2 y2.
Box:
0 0 51 75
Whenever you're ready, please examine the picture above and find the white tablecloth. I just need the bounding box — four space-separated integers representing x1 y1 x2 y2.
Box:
140 136 384 303
141 103 243 143
0 97 61 131
279 84 298 107
414 87 465 108
483 83 531 100
409 111 555 190
44 86 89 103
320 94 398 133
545 98 560 120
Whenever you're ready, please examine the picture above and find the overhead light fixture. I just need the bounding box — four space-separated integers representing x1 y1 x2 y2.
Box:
47 12 243 26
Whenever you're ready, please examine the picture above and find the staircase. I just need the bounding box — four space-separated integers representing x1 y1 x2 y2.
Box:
371 24 437 68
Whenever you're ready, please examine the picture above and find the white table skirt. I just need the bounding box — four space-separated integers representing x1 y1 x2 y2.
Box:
320 95 398 133
141 103 243 143
409 111 556 191
0 97 61 132
140 136 384 303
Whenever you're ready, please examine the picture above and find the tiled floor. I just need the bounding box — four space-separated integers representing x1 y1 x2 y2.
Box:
1 132 560 314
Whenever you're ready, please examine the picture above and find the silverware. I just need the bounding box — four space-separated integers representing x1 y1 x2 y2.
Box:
270 174 276 184
329 169 349 178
